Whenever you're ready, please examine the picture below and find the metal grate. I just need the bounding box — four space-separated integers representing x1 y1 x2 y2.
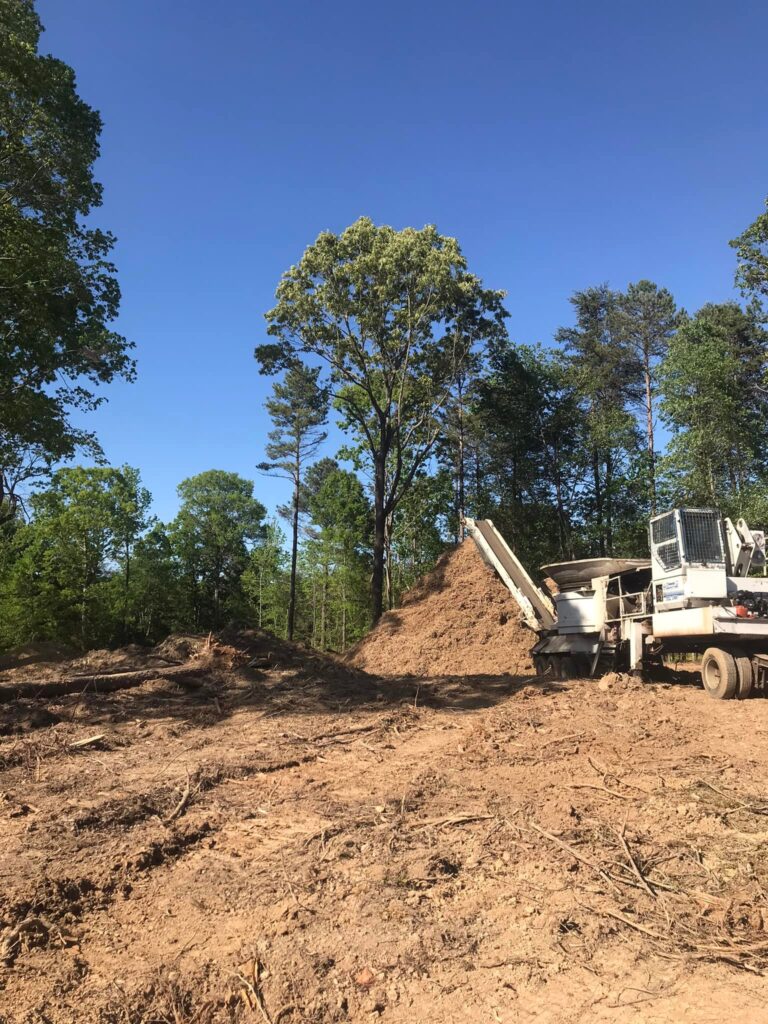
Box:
680 509 724 565
656 540 681 570
651 512 677 544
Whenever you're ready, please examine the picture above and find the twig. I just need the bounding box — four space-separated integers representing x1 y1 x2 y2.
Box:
568 782 637 801
410 813 495 830
528 821 622 894
235 959 273 1024
163 770 191 824
68 733 106 750
596 906 667 941
615 824 657 899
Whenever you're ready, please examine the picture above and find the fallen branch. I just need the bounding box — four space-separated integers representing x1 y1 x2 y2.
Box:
0 663 211 702
68 733 106 750
528 821 622 894
410 813 495 830
163 770 191 825
615 824 657 899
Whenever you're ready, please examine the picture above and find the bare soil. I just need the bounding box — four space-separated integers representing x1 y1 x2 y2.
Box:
3 599 768 1019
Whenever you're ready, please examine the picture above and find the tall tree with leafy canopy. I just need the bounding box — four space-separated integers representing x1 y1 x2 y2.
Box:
170 470 266 630
256 217 507 623
658 303 768 506
731 196 768 310
613 280 679 512
0 0 135 490
258 364 329 640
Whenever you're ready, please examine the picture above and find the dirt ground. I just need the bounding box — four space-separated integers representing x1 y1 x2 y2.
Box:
3 629 768 1023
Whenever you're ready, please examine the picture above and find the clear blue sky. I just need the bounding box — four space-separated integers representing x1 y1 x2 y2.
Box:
37 0 768 523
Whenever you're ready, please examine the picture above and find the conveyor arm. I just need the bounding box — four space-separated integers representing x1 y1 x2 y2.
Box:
464 518 555 631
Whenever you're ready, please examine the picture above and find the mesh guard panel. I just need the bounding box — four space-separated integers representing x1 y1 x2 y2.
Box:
680 510 724 565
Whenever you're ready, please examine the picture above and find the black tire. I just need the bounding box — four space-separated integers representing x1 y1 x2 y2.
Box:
701 648 738 700
733 649 754 700
533 655 547 677
545 656 560 679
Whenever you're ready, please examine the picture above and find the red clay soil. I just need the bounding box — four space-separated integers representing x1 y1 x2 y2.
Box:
346 540 535 677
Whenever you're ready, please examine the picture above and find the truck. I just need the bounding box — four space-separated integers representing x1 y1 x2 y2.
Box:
464 509 768 700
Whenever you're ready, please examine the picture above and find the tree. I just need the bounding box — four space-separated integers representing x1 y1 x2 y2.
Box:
613 280 679 512
170 470 266 630
258 365 329 640
242 519 290 637
304 463 372 648
0 1 135 484
658 303 768 506
731 196 768 310
256 217 507 623
0 465 150 648
557 286 643 556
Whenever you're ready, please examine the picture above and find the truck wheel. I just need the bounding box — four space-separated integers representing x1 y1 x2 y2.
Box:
533 655 547 676
733 650 754 700
701 648 738 700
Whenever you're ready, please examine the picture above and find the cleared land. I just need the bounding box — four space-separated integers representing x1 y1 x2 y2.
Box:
3 547 768 1022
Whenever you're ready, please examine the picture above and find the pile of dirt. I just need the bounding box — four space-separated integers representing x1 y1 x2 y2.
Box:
347 539 536 677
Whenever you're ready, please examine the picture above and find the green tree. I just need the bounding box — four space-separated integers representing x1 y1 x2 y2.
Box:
129 524 179 641
613 280 679 512
170 470 266 630
256 217 507 623
0 1 134 484
0 465 150 648
304 463 372 648
258 364 329 640
242 519 290 637
557 285 643 556
658 303 768 506
731 196 768 309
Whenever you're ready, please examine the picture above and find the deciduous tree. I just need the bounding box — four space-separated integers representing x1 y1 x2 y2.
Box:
256 217 507 623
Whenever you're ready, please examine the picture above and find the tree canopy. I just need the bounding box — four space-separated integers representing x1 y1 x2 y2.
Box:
256 216 508 622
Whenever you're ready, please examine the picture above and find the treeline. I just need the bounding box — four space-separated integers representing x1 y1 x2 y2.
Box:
2 1 768 655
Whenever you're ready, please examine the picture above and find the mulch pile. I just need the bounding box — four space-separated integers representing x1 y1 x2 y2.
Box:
346 539 536 677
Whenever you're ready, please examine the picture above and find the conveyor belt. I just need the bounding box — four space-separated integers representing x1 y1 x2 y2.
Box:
465 518 556 631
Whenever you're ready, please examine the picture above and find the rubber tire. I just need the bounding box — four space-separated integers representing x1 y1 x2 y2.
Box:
733 649 754 700
545 656 559 679
701 648 738 700
533 655 547 677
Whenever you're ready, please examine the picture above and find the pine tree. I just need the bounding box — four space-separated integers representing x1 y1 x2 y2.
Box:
258 364 329 640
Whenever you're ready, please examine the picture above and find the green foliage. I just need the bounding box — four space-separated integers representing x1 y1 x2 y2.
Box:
0 0 134 482
658 303 768 507
169 470 267 630
241 520 290 637
0 466 151 648
258 364 329 639
257 216 508 623
557 285 645 556
731 196 768 309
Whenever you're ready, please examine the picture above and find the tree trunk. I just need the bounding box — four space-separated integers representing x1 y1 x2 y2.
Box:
287 472 300 641
457 388 466 541
384 511 394 611
371 453 386 625
592 449 605 557
643 344 656 515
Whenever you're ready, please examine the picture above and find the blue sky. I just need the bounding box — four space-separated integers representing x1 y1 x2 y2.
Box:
37 0 768 523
